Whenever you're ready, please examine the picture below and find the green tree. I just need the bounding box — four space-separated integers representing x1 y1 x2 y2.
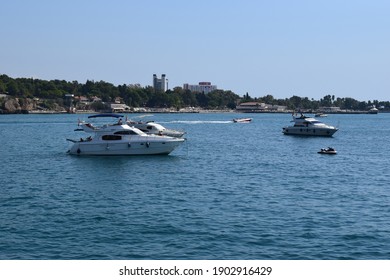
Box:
343 97 359 110
320 95 332 107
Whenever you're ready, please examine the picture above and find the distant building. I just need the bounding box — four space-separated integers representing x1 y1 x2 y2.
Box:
319 106 341 112
235 102 287 112
110 103 131 112
114 97 123 104
75 96 89 105
153 74 166 92
91 96 102 103
183 82 217 94
236 102 267 111
128 83 141 89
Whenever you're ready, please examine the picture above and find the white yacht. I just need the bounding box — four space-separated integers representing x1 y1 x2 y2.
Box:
67 114 185 155
368 107 378 114
127 120 185 138
282 113 338 136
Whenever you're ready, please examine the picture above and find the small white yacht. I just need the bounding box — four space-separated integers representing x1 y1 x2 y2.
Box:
67 114 185 155
127 120 185 138
368 107 378 114
282 113 338 136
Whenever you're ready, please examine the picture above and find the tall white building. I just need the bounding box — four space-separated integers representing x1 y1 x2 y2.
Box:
183 82 217 94
153 74 166 92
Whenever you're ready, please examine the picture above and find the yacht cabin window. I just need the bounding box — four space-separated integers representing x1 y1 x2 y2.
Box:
114 130 139 135
102 135 122 140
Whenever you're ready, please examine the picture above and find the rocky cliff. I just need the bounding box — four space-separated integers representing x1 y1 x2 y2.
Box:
0 97 66 113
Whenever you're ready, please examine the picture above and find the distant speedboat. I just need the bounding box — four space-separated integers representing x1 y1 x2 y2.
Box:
282 113 338 136
315 113 328 117
318 147 337 154
233 118 252 123
67 113 185 155
127 120 185 138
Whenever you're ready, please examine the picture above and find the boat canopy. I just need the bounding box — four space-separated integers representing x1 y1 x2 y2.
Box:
88 113 124 119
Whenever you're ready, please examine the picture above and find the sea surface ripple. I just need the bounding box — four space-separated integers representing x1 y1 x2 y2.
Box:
1 113 390 259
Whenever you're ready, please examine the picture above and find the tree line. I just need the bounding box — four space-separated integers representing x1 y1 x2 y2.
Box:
240 93 389 111
1 74 389 111
0 74 238 110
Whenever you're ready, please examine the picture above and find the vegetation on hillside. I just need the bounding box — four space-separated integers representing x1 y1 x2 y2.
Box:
1 74 389 111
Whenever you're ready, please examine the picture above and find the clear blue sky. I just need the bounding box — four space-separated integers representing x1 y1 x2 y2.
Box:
1 0 389 101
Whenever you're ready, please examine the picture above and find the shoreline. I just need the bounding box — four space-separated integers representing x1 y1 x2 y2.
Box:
1 109 387 115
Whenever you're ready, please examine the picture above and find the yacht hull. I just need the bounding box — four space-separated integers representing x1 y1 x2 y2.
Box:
282 127 338 136
68 139 185 155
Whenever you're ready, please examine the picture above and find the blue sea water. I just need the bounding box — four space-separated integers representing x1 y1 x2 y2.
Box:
0 113 390 260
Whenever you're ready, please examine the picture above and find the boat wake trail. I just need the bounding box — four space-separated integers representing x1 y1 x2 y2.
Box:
161 120 232 124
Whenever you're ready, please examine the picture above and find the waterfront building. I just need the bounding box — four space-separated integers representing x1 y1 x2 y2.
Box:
153 74 166 92
236 102 286 112
183 82 217 94
91 96 102 103
110 103 131 112
319 106 341 112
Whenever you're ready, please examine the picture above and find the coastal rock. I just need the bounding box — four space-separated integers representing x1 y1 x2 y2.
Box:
0 97 67 113
1 97 37 113
4 98 22 112
20 98 37 111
